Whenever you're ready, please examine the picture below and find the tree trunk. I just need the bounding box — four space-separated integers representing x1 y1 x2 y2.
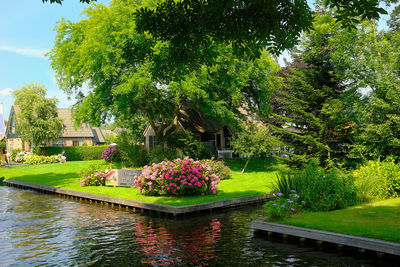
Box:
241 157 251 173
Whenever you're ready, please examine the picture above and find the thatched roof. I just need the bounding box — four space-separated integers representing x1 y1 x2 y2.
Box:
57 109 94 138
91 127 106 143
178 109 224 134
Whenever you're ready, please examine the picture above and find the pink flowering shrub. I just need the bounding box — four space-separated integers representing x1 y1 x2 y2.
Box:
78 162 109 186
134 157 221 196
79 172 107 186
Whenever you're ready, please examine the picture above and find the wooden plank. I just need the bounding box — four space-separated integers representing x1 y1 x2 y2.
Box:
251 220 400 256
4 179 273 215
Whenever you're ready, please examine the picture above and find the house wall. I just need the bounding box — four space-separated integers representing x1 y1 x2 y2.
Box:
64 138 93 146
6 138 30 152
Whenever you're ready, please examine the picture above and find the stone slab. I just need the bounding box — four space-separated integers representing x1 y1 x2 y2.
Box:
251 220 400 256
4 179 273 215
105 169 141 187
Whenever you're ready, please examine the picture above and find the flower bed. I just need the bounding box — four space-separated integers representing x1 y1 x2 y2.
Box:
134 157 220 196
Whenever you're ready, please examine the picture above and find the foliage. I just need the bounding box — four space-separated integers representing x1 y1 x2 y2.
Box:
43 146 108 161
264 191 304 220
353 158 400 201
10 149 23 162
231 123 279 173
134 157 220 196
0 177 4 186
14 151 32 163
12 83 63 153
135 0 385 66
78 162 110 186
271 173 296 198
24 154 62 165
272 159 358 211
167 130 212 160
199 159 231 180
270 12 358 167
102 146 120 162
49 0 281 144
295 159 358 211
43 0 92 3
114 132 148 166
111 113 148 145
148 145 184 165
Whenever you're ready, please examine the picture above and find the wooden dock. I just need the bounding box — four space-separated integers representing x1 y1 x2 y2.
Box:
251 220 400 257
5 179 274 216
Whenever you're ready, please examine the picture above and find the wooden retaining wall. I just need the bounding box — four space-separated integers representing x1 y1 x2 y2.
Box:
251 220 400 257
5 179 274 216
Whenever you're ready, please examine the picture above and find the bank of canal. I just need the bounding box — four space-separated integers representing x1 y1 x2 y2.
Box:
0 186 394 266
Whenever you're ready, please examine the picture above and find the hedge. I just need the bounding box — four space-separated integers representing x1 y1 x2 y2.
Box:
43 146 108 161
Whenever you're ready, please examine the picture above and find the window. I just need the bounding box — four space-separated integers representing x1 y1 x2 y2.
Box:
52 139 64 146
72 140 84 146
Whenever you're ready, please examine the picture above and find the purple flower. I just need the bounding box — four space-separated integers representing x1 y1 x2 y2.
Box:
287 200 294 203
301 201 306 204
273 203 277 206
294 194 299 198
291 208 295 211
277 192 283 197
281 204 285 208
290 190 296 193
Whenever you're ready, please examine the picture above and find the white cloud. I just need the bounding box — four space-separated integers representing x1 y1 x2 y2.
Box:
0 45 48 59
0 88 12 96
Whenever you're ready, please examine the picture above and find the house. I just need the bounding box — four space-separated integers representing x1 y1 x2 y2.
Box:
5 106 107 152
143 108 234 158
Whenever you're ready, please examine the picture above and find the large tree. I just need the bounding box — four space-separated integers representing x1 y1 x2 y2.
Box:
44 0 388 65
12 83 63 153
270 11 358 167
49 0 281 143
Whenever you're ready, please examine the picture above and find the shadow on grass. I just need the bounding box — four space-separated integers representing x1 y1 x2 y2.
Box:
5 172 79 188
224 158 287 173
151 190 267 206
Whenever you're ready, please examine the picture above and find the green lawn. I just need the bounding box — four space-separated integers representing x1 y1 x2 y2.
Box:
279 198 400 243
0 159 283 206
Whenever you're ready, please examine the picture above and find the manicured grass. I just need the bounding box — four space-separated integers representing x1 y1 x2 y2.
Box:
1 159 284 206
279 198 400 243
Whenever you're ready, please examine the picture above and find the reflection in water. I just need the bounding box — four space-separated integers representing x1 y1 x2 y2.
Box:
135 217 221 265
0 186 389 266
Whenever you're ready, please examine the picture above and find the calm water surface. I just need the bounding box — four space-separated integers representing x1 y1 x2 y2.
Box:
0 186 391 266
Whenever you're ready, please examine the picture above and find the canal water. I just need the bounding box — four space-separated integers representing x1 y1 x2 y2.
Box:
0 186 391 266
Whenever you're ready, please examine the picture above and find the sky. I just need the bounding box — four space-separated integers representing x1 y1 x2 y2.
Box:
0 0 111 121
0 0 394 121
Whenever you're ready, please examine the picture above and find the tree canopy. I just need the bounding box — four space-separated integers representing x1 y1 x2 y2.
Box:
134 0 388 64
49 0 281 142
13 83 63 153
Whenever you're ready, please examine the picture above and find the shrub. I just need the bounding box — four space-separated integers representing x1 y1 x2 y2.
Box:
78 162 110 186
134 157 221 196
353 158 400 201
43 146 108 161
24 154 61 164
10 149 23 162
114 133 148 166
167 130 213 160
200 159 231 180
264 190 304 220
271 159 358 212
14 151 32 163
102 146 118 162
295 160 358 211
148 145 185 165
271 173 296 197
